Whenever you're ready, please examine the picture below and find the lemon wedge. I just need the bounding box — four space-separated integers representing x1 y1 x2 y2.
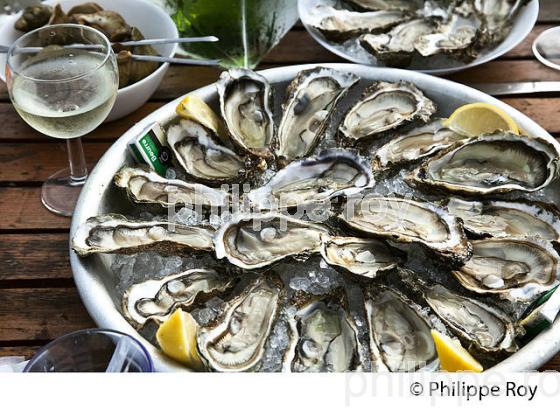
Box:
443 102 519 137
156 309 205 370
431 330 483 373
176 95 224 138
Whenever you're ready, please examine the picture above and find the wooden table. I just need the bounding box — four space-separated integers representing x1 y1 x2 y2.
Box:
1 0 559 370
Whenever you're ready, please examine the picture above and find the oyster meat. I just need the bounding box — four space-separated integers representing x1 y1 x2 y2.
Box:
114 166 230 208
309 6 411 42
217 69 275 158
452 238 559 301
276 67 359 164
247 150 374 210
424 284 518 353
407 131 560 195
214 213 330 269
197 275 284 372
167 119 245 183
122 269 237 328
415 3 482 58
360 19 437 67
372 119 466 170
365 287 438 371
320 236 399 279
446 198 560 241
340 81 436 141
339 196 471 263
284 292 361 372
72 214 215 256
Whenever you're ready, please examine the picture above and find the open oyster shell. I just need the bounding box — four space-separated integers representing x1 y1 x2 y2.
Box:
197 275 284 372
167 119 245 184
114 166 230 208
338 196 471 264
452 238 560 301
217 69 275 158
320 235 400 280
406 131 560 196
309 6 412 42
424 284 518 354
214 213 330 269
340 81 436 141
446 198 560 241
360 19 437 67
122 268 237 328
283 290 362 372
365 286 439 372
276 67 359 165
247 150 374 210
72 214 215 256
372 119 466 171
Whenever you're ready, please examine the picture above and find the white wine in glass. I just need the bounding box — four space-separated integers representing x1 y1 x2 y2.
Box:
6 24 119 216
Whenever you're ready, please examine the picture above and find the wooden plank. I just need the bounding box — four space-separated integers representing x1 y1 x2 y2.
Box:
447 60 560 83
0 346 40 360
504 24 553 59
539 354 560 371
0 188 69 230
0 288 94 341
0 234 72 280
0 142 111 182
502 98 560 134
539 0 560 23
0 102 165 142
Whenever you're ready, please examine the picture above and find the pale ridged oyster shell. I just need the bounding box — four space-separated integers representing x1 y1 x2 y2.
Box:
320 235 400 280
407 131 560 195
276 67 359 164
308 6 411 41
338 196 471 264
283 290 362 372
340 81 436 141
122 268 237 328
424 284 518 354
365 286 439 372
114 166 230 208
72 214 215 256
446 198 560 241
247 150 374 210
197 274 284 372
166 119 245 183
214 213 330 269
452 238 560 301
345 0 422 11
372 119 466 171
217 69 275 158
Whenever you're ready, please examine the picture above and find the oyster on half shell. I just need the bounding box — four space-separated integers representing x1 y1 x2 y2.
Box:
406 131 560 196
360 19 437 67
320 236 400 280
340 81 436 141
284 291 362 372
214 213 330 269
309 6 411 42
338 196 471 264
365 287 438 372
446 198 560 241
197 275 284 372
247 150 374 210
424 284 518 354
72 214 215 256
276 67 359 164
372 119 466 171
217 69 275 158
114 166 230 208
122 269 237 328
452 238 559 301
166 119 245 184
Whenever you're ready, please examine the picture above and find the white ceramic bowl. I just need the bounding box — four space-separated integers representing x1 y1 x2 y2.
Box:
0 0 178 121
298 0 539 75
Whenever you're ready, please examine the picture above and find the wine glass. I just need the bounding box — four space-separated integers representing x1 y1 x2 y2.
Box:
6 24 119 216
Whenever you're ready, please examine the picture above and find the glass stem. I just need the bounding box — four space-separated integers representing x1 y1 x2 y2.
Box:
67 137 88 185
